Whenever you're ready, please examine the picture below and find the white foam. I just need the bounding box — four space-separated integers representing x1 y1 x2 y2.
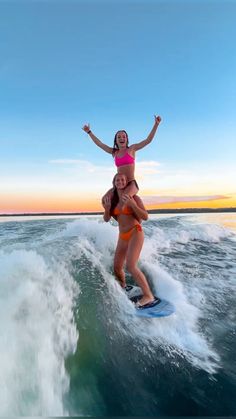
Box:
146 221 233 255
0 249 79 416
63 218 220 374
1 214 227 415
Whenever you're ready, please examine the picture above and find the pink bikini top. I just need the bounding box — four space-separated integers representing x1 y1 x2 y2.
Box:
114 151 135 167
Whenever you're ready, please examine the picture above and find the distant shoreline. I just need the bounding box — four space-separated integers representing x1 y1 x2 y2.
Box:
1 208 236 217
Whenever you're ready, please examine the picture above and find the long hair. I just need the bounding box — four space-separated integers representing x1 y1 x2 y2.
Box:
112 130 129 156
110 173 128 215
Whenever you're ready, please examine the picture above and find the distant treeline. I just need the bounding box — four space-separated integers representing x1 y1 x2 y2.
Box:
1 208 236 217
148 207 236 214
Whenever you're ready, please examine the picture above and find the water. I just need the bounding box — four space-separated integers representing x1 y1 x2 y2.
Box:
0 213 235 416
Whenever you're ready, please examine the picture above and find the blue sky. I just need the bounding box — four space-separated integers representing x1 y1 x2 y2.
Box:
1 0 236 212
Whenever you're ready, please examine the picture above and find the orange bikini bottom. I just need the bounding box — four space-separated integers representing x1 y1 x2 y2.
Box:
119 224 143 241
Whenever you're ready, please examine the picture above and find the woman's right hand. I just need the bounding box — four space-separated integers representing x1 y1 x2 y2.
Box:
102 196 111 210
82 123 90 133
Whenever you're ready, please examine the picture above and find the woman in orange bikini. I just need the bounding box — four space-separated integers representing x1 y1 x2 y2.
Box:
102 173 157 308
82 115 161 203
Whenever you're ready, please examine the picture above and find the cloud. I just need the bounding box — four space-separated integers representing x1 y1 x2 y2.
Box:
49 158 162 177
141 195 229 205
47 158 236 197
136 161 161 168
136 160 161 177
49 159 84 164
49 159 114 174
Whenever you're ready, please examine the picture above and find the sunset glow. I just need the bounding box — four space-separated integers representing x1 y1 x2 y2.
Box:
1 1 235 214
1 191 236 215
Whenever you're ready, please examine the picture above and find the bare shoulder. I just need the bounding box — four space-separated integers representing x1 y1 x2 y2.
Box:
129 142 143 152
104 145 115 154
127 144 136 155
128 144 135 151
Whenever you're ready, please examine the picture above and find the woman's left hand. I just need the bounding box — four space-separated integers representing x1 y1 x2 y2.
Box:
82 123 91 133
121 194 135 207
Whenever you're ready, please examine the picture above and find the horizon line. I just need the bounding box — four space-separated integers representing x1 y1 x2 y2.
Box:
1 207 236 217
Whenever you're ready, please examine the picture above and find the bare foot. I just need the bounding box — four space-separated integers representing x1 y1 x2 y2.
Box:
138 295 155 306
117 279 126 288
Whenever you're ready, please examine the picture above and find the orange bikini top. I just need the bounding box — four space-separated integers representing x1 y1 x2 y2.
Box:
112 205 133 216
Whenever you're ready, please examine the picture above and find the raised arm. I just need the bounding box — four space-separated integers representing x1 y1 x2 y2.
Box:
132 115 161 152
82 123 113 154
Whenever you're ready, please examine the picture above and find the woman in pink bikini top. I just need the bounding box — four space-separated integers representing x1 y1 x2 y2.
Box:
82 115 161 203
114 151 135 167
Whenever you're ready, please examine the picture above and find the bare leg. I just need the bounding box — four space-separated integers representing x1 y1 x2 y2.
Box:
123 181 138 198
113 238 128 288
126 230 154 305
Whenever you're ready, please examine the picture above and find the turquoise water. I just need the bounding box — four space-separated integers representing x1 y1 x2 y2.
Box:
0 213 235 415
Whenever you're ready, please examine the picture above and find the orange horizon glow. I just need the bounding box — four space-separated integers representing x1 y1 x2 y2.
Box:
0 196 101 213
147 197 236 211
1 193 236 214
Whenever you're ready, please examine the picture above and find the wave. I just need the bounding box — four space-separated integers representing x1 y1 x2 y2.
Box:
0 214 235 415
60 218 221 373
0 248 79 416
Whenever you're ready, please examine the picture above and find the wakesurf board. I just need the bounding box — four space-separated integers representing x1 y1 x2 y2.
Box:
124 284 175 318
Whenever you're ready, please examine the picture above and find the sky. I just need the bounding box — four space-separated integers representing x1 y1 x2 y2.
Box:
1 0 236 213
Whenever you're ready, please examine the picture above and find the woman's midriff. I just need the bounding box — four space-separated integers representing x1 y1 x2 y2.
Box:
117 164 135 182
118 221 143 241
118 217 139 232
